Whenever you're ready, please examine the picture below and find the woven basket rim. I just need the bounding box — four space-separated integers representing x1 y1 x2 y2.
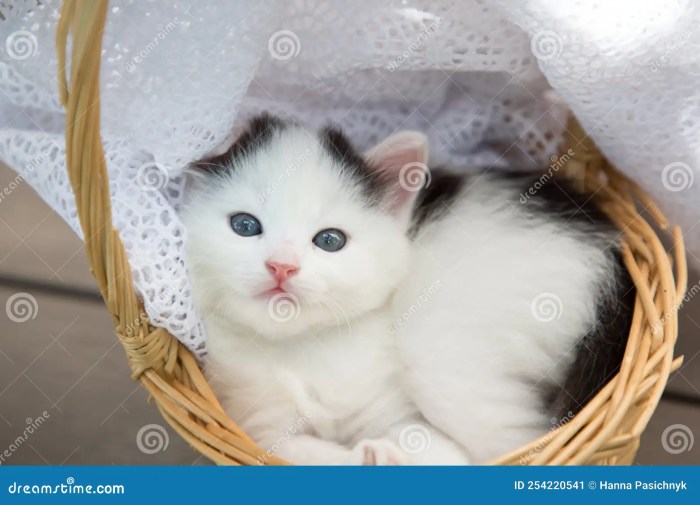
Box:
54 0 687 466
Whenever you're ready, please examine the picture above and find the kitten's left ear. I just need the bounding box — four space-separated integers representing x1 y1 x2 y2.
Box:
364 131 429 225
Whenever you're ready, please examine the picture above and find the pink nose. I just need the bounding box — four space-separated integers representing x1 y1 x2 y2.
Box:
265 261 299 283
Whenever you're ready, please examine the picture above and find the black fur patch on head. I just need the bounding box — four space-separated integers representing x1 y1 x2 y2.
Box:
409 170 467 237
192 113 286 176
319 126 385 204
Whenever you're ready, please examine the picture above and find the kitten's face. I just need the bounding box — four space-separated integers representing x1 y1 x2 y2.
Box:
182 116 427 340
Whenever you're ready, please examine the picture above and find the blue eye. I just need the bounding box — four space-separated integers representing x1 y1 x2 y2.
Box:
230 213 262 237
313 228 347 252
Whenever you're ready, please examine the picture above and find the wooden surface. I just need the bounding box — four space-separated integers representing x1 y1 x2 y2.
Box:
0 163 698 465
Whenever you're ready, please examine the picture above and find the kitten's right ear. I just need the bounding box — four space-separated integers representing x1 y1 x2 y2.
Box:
189 113 285 175
364 131 429 224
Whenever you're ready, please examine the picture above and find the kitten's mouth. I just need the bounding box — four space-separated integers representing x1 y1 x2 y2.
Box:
257 286 288 298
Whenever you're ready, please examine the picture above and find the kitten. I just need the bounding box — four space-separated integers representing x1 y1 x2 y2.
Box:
180 114 633 465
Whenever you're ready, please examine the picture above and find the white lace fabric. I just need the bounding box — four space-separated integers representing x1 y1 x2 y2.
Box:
1 0 698 356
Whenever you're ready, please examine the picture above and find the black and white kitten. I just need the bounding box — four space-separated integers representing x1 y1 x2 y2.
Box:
181 114 633 465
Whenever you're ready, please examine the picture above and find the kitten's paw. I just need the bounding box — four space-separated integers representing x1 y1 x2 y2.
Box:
353 439 407 466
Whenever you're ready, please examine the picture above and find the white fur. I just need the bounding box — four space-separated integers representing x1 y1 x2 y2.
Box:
394 177 612 462
181 123 617 465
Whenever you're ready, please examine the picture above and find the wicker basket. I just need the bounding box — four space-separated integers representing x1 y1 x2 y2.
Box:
55 0 687 466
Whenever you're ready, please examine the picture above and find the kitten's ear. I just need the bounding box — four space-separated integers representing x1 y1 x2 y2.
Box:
364 131 429 225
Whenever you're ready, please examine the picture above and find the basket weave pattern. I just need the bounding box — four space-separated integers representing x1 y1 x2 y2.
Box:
56 0 686 465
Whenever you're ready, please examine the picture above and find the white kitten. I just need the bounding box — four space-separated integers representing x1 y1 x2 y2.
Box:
182 115 467 464
181 114 632 465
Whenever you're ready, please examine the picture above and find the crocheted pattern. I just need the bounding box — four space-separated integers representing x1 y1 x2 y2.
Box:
1 0 698 355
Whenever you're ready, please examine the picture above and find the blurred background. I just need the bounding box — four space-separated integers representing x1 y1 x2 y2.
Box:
0 160 698 465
